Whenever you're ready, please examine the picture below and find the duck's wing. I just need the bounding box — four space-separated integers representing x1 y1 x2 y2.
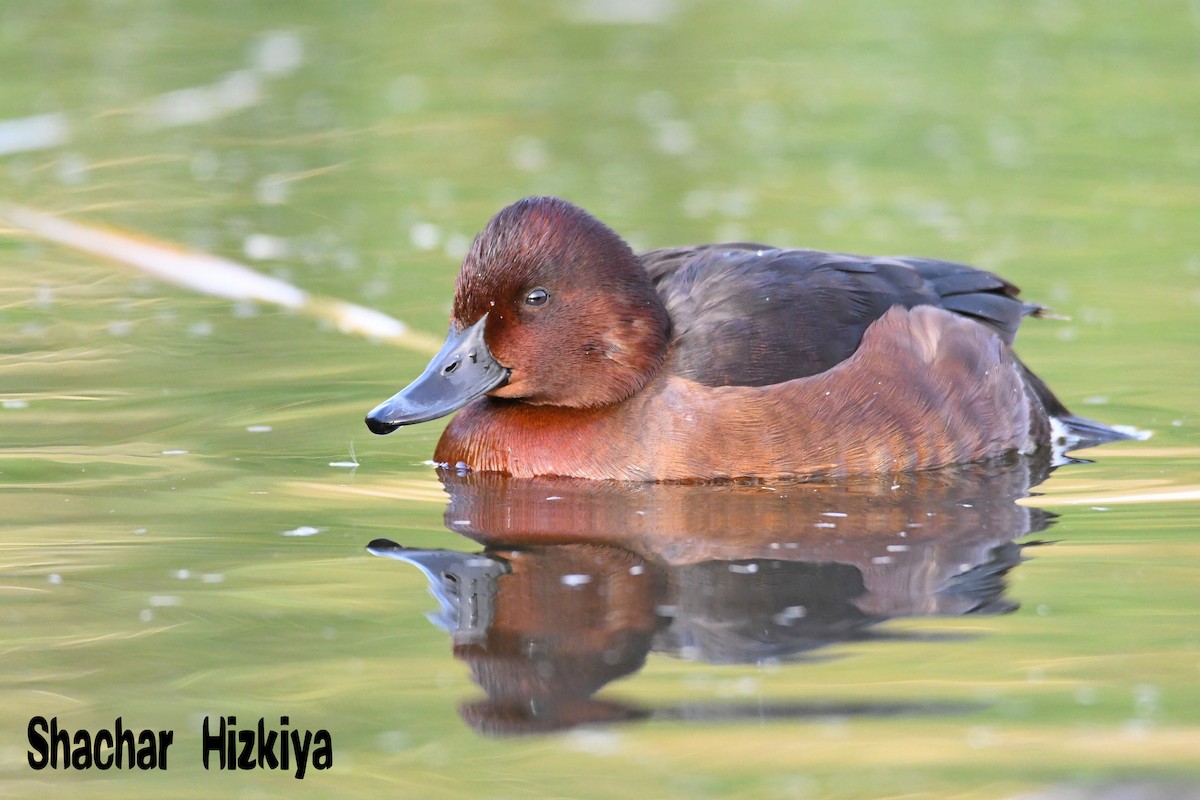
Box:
640 245 1041 388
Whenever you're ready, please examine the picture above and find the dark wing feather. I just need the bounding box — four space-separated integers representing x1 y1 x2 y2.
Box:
902 256 1043 339
938 293 1026 334
640 245 1037 388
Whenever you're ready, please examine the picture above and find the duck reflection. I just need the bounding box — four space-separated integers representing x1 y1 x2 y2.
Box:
369 454 1056 735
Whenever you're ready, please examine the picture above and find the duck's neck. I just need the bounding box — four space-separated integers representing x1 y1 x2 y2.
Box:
582 265 671 406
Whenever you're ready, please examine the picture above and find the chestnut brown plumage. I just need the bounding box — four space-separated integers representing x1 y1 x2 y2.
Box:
366 196 1127 480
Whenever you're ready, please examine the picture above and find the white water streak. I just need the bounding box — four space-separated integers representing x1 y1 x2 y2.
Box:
0 113 70 157
1021 488 1200 507
0 204 440 353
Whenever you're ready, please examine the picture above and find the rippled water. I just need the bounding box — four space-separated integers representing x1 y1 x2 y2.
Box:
2 2 1199 798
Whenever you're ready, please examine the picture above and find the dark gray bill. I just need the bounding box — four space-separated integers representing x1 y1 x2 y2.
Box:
365 314 509 434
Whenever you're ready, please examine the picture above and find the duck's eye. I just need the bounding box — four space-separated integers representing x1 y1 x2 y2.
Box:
524 287 550 307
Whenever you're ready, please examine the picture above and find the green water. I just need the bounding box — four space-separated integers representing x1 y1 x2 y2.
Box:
2 2 1199 797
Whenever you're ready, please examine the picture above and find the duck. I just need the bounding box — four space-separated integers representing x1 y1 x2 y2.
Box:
365 196 1126 481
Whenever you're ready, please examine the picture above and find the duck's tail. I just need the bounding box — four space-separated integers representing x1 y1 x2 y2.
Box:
1018 360 1147 450
1050 413 1144 449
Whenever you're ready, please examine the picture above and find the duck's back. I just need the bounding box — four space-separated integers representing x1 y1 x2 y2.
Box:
641 245 1037 388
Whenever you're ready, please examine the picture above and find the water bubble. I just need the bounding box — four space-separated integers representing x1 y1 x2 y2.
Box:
443 233 471 260
255 174 291 206
510 136 549 172
282 526 323 537
243 233 289 261
654 119 695 156
409 222 441 251
231 300 258 318
213 70 262 112
252 30 304 76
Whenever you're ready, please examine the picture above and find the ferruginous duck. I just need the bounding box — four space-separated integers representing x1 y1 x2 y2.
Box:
366 196 1126 480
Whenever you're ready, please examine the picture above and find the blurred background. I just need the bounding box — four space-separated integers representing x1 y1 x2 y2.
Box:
1 1 1199 798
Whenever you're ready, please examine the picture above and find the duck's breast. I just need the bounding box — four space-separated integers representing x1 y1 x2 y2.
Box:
435 306 1047 480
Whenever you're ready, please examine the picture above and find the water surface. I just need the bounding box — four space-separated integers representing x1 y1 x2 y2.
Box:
2 2 1199 798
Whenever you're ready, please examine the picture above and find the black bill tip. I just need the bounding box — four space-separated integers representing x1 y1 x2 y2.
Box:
364 415 401 436
364 314 509 435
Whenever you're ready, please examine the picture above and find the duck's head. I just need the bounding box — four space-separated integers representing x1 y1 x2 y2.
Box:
366 196 671 434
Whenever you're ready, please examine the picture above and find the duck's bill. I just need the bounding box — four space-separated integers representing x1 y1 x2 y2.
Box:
365 315 510 434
